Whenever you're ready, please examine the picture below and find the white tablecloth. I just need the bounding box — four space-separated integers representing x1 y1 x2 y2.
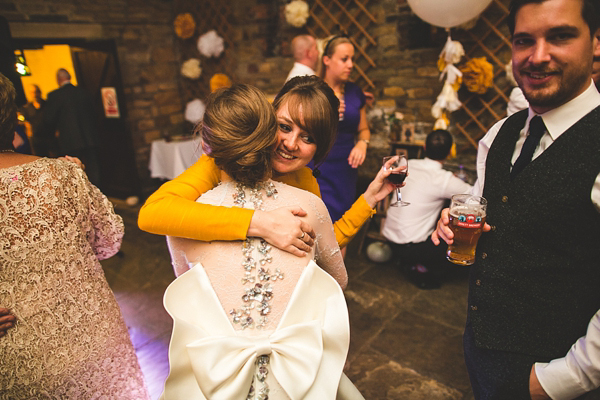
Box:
149 138 202 180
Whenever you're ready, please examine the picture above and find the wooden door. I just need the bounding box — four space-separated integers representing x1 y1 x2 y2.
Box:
71 43 140 199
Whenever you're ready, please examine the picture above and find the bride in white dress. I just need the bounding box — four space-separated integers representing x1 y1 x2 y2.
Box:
162 83 351 399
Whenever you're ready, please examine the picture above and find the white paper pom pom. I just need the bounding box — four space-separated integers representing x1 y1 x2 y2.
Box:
185 99 206 124
197 30 225 58
285 0 310 28
181 58 202 79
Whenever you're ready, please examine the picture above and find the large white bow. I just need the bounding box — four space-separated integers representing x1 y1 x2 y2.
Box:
186 320 323 400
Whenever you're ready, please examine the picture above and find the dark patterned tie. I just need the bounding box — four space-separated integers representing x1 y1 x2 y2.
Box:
510 115 546 179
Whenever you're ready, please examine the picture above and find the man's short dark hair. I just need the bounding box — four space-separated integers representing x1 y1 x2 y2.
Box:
507 0 600 36
425 129 453 160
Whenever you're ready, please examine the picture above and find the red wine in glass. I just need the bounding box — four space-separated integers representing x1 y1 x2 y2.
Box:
387 171 407 185
383 155 409 206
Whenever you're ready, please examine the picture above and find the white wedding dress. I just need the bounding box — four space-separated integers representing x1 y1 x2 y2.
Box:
161 180 352 399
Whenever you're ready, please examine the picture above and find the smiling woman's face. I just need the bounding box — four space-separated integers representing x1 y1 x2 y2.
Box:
271 101 317 175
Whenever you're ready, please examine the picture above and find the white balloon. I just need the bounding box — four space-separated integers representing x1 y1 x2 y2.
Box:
407 0 493 28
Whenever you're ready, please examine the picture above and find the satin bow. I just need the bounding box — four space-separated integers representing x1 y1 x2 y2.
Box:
186 320 323 400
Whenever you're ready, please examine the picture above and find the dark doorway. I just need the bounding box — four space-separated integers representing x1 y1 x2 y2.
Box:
14 38 140 199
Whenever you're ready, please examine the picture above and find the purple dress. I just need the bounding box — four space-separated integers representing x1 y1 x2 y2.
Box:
311 82 365 222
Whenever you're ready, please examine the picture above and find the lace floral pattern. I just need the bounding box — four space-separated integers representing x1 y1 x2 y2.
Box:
0 159 149 399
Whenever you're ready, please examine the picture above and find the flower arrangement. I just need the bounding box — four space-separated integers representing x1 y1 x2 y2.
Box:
197 30 225 58
185 99 206 124
210 73 232 92
174 13 195 39
181 58 202 79
285 0 310 27
460 57 494 94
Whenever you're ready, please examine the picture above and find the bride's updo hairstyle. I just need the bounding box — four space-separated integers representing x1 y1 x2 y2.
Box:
273 75 339 165
197 83 278 187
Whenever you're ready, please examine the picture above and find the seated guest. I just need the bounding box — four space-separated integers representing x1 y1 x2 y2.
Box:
382 129 472 289
0 73 149 398
162 83 353 398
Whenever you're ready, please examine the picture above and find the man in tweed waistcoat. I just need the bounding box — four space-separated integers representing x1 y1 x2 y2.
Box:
433 0 600 398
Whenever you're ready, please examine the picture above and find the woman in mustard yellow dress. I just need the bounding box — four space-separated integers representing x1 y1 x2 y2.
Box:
138 76 393 255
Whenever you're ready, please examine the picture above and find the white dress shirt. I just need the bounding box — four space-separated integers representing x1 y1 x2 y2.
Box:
285 62 316 82
382 158 472 244
472 81 600 399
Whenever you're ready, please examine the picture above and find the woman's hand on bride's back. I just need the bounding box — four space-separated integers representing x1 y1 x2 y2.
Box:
248 207 316 257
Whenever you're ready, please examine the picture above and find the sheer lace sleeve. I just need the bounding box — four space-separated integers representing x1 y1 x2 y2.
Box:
307 193 348 289
71 164 124 260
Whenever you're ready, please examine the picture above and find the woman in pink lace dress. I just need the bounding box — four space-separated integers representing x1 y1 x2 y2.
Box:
0 73 149 399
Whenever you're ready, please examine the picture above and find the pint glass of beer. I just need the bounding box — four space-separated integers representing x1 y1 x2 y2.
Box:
447 194 487 266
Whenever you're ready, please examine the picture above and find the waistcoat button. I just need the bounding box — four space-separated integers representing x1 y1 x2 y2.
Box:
502 195 508 203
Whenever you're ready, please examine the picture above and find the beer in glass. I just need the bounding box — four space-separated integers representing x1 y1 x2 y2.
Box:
447 194 487 266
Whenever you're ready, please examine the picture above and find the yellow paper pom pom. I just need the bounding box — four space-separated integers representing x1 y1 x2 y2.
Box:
437 57 447 72
451 75 463 92
174 13 195 39
460 57 494 94
210 73 232 92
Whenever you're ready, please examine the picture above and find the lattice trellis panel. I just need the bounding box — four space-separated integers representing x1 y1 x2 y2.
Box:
452 0 513 149
175 0 236 103
306 0 378 91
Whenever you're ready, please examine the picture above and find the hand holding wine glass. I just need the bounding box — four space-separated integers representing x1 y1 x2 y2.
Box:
383 155 409 207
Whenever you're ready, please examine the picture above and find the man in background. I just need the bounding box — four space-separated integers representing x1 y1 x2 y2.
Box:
42 68 100 186
285 34 319 82
19 84 57 157
382 129 471 289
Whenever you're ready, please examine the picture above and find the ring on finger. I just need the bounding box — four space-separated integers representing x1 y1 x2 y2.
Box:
299 231 305 240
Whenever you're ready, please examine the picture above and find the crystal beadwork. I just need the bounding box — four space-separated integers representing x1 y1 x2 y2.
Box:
232 182 282 399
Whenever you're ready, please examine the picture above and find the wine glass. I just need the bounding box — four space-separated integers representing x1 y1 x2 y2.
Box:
383 155 409 207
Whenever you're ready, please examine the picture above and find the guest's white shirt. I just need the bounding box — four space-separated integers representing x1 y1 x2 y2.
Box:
382 158 471 244
285 62 316 82
472 81 600 399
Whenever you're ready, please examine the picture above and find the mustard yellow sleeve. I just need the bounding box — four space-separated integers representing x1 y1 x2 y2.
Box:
334 195 376 248
275 167 321 197
138 154 254 241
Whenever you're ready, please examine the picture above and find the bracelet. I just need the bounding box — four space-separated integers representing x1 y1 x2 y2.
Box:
359 139 370 146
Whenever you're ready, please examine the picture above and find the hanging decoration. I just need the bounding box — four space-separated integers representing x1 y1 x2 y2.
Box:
406 0 494 130
185 99 206 125
505 60 529 116
210 73 232 92
505 60 517 86
460 57 494 94
174 13 196 39
431 35 464 129
181 58 202 79
406 0 493 29
285 0 310 28
197 30 225 58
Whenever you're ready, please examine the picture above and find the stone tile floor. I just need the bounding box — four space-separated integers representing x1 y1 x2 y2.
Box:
101 200 475 400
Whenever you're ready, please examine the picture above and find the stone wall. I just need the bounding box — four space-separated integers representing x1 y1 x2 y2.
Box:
6 0 500 194
5 0 182 195
172 0 485 183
